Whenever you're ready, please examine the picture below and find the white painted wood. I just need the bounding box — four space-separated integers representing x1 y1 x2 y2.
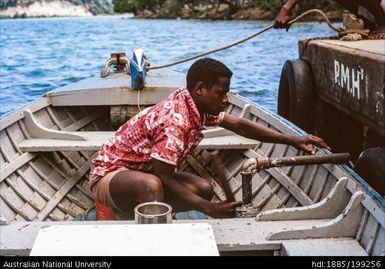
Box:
187 156 226 201
202 104 252 140
198 135 259 150
360 214 379 254
5 218 368 256
0 98 51 131
0 187 31 220
63 111 104 131
23 110 86 141
35 154 96 220
46 107 64 130
229 94 300 136
19 132 258 152
238 103 251 118
1 219 331 256
267 192 364 240
244 149 314 206
46 70 183 107
30 223 219 256
202 128 234 138
345 179 385 228
356 210 369 241
281 238 367 256
256 177 350 221
365 223 380 254
0 216 9 225
0 153 37 182
371 227 385 256
260 185 285 211
50 86 176 107
18 132 112 152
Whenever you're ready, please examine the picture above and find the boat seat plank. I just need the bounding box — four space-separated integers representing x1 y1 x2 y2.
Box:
198 135 259 150
18 132 259 152
18 132 113 152
281 238 367 256
29 223 219 256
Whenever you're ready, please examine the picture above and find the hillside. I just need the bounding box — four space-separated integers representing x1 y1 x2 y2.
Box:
114 0 343 21
0 0 343 20
0 0 114 17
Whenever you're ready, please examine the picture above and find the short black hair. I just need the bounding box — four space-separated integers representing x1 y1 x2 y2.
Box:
186 58 232 92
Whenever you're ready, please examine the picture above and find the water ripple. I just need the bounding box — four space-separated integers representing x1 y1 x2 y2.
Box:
0 16 338 116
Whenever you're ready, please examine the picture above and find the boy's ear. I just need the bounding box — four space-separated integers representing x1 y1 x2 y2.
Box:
194 81 206 96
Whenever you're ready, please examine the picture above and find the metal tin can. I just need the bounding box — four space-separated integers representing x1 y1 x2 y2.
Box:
134 202 172 224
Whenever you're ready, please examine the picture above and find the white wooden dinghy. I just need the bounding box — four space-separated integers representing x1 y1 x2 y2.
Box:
0 56 384 256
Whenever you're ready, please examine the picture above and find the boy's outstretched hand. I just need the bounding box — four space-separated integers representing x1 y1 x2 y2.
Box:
290 134 332 154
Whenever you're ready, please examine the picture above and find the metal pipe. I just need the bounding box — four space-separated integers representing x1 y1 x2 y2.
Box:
241 153 351 172
241 171 253 205
241 158 257 173
237 153 350 218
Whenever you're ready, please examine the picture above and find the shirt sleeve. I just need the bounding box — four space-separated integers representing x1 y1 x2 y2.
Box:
150 121 186 166
204 112 225 127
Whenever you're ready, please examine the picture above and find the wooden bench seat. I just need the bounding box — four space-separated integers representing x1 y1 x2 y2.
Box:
18 132 260 152
19 109 259 152
281 238 367 256
19 132 112 152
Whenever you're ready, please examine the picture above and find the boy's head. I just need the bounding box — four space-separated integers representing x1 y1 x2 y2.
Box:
186 58 233 92
187 58 233 116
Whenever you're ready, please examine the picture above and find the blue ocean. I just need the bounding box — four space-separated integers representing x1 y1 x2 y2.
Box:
0 16 337 116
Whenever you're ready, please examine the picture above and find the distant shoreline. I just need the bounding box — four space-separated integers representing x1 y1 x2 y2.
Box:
0 0 113 18
117 2 343 22
0 13 343 22
0 1 343 21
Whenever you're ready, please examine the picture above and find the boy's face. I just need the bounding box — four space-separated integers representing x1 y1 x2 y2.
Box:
200 76 230 115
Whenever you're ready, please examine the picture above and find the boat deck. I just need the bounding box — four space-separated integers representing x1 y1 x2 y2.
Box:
314 39 385 55
0 219 368 256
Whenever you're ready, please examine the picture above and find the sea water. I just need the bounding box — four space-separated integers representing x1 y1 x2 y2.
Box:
0 16 337 116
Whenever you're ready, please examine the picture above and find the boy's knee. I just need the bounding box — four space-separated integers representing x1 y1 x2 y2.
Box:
143 175 164 201
198 180 214 200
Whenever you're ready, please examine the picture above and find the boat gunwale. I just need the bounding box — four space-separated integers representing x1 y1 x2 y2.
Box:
231 93 385 212
0 98 51 130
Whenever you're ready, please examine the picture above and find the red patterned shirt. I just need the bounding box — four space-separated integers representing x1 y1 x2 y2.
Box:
90 87 225 178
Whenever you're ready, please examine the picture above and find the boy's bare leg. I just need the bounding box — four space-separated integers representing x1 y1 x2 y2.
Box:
164 171 214 212
108 170 214 219
109 170 164 220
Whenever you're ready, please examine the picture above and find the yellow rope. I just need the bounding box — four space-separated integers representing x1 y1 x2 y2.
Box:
148 24 274 70
147 9 342 71
287 9 341 32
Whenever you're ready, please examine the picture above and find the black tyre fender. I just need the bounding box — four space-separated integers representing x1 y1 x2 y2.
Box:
277 59 315 133
355 147 385 196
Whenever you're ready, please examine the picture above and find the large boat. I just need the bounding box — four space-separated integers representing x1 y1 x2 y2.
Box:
0 50 384 256
277 39 385 196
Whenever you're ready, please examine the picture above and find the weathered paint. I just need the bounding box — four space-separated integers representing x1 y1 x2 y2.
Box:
334 60 365 100
300 39 385 137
